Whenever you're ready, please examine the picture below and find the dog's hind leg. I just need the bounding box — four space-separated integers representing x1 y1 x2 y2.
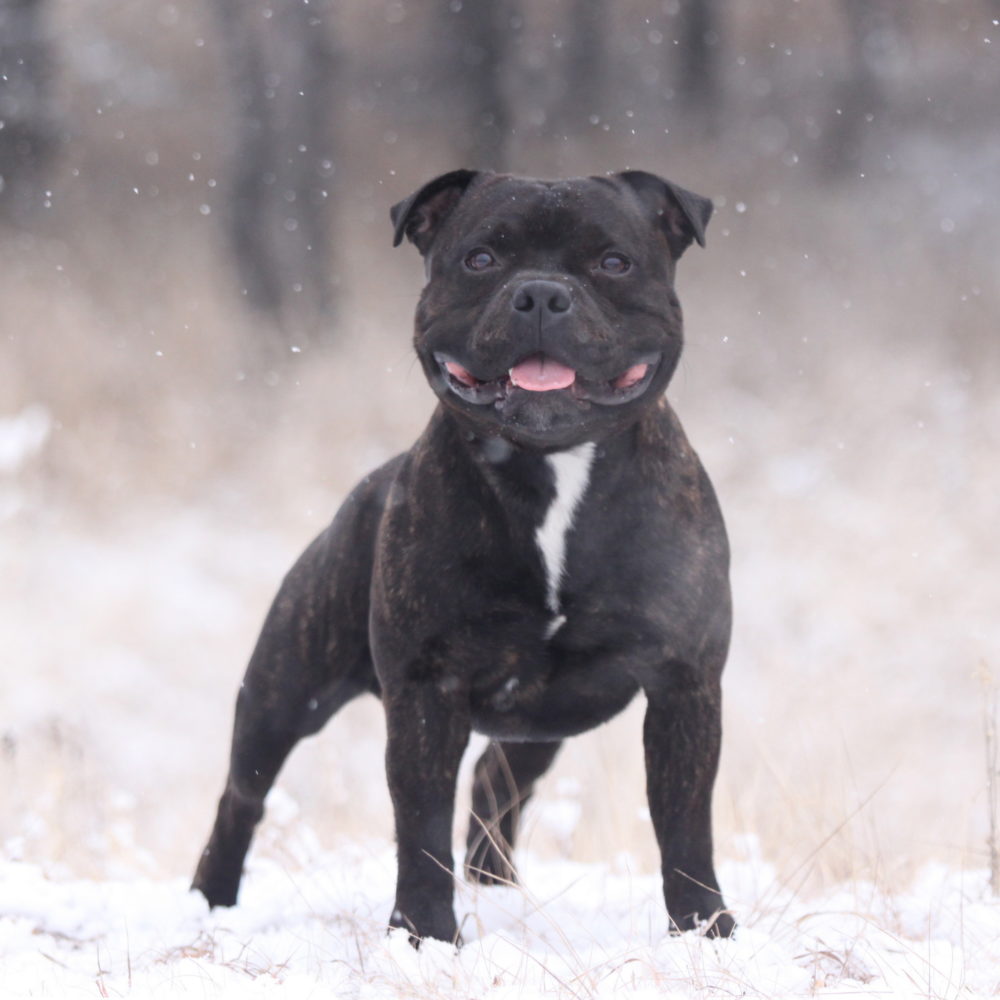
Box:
191 567 375 908
192 657 371 907
464 739 561 885
192 464 395 908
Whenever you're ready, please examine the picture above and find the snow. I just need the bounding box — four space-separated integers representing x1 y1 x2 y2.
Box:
3 2 999 991
2 421 998 996
3 835 998 998
0 405 52 486
4 204 999 996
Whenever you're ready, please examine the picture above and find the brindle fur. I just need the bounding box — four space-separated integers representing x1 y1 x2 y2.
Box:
193 169 735 942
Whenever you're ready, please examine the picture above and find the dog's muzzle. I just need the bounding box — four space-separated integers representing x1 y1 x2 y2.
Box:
434 351 661 407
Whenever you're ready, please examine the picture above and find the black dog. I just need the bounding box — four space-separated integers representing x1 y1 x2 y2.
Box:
193 169 735 942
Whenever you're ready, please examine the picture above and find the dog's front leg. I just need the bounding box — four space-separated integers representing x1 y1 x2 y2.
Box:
383 681 470 946
643 677 735 938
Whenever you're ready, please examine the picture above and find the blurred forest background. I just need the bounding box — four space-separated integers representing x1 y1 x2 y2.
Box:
1 0 998 898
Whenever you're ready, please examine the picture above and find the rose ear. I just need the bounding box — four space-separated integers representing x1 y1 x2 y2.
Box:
390 169 481 254
614 170 713 258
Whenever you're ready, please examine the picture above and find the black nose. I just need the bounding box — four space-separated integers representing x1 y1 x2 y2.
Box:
512 279 572 316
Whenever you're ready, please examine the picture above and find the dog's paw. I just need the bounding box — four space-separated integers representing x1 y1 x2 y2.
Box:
191 857 241 910
701 909 736 938
389 904 462 949
463 841 518 887
668 905 736 938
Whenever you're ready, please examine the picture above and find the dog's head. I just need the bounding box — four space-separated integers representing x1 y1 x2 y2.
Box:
391 170 712 451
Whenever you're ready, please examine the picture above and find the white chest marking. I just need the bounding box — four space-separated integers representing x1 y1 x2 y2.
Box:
536 442 595 632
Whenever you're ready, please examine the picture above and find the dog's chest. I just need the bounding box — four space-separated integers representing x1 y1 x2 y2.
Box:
535 442 595 636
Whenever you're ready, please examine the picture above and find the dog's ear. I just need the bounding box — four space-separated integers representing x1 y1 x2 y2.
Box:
390 169 480 253
615 170 713 259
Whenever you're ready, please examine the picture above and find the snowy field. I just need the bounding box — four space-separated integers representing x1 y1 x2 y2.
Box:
3 10 1000 988
3 306 999 997
3 835 1000 998
5 205 1000 995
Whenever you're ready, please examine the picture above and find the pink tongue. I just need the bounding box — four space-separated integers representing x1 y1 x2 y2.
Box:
444 360 478 387
509 355 576 392
611 363 649 390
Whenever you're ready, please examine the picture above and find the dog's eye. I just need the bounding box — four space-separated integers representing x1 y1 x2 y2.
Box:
599 253 631 275
465 249 496 272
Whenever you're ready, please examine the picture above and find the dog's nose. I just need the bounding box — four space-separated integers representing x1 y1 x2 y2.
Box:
512 280 572 316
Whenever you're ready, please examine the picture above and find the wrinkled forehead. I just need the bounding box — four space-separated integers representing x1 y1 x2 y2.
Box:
443 176 648 251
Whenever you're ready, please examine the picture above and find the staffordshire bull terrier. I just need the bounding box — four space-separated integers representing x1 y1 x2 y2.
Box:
193 168 735 941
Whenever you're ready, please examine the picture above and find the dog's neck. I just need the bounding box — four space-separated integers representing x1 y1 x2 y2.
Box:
440 409 654 636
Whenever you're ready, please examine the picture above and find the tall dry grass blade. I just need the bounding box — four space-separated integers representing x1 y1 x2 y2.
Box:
976 660 999 894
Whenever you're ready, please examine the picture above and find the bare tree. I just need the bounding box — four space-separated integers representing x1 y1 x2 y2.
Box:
436 0 519 170
822 0 898 177
0 0 54 222
212 0 338 332
559 0 608 129
669 0 723 135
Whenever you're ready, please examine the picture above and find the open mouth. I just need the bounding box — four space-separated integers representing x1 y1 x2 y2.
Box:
435 352 660 407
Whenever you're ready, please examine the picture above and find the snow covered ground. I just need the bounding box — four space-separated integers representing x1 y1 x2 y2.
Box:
3 362 999 996
3 104 999 994
4 831 999 998
5 264 1000 995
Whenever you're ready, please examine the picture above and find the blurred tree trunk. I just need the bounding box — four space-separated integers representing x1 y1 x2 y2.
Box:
0 0 54 223
670 0 723 135
822 0 896 177
212 0 337 334
438 0 518 170
559 0 608 129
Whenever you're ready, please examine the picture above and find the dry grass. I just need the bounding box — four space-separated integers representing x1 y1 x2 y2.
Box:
2 0 999 937
4 202 997 899
979 662 1000 894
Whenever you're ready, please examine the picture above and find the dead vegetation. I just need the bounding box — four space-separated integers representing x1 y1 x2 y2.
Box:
1 0 998 907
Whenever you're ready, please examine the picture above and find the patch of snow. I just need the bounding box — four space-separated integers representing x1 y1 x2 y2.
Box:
1 846 997 998
0 404 51 475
